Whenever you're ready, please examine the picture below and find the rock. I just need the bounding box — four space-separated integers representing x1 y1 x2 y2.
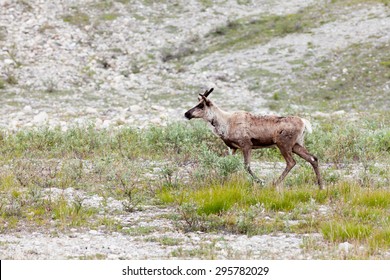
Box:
23 105 33 112
95 118 103 128
150 117 164 125
33 111 48 124
86 107 98 114
129 105 142 113
333 110 346 115
4 59 14 65
318 205 329 215
338 242 353 253
102 119 111 128
151 105 165 111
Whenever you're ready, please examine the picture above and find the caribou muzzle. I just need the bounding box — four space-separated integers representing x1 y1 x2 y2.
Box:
184 110 193 120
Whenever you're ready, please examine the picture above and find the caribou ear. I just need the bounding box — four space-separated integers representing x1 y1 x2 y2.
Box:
204 88 214 97
199 94 211 106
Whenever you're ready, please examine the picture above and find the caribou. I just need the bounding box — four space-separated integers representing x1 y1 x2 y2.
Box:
184 88 323 189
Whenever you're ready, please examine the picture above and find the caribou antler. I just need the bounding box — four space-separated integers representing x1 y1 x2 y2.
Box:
204 88 214 97
198 88 214 104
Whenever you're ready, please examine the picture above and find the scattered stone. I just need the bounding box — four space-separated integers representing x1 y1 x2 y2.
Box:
4 59 14 65
338 242 353 253
23 105 32 112
101 119 111 128
151 105 165 111
318 205 329 215
86 107 98 114
33 111 48 124
128 105 142 113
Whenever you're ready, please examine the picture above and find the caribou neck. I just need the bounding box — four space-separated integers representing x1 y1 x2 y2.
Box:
207 106 230 139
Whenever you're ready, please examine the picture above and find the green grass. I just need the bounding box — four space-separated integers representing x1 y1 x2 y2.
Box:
159 178 390 255
159 176 322 215
321 222 372 242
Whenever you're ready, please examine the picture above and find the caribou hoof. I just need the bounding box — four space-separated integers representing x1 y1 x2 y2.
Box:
252 177 265 186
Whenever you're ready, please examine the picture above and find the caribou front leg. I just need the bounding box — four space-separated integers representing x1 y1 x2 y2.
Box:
242 146 264 185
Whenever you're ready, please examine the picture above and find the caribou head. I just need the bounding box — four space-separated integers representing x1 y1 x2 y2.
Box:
184 88 214 120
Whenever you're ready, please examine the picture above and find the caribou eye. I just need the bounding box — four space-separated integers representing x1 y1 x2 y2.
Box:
197 103 204 109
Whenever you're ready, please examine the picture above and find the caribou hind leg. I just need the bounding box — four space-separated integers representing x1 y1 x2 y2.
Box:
275 146 296 187
293 144 323 189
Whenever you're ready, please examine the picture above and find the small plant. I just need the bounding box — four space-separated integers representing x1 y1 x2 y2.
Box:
109 165 143 212
178 203 203 231
72 196 84 215
161 45 194 62
6 45 22 68
78 254 107 260
160 37 199 62
44 79 57 93
0 26 6 41
5 73 18 85
50 198 97 228
38 23 55 33
216 155 243 179
0 79 5 89
159 164 178 188
155 236 183 246
100 13 119 21
380 60 390 68
63 11 90 27
176 203 223 232
130 62 141 74
124 226 156 236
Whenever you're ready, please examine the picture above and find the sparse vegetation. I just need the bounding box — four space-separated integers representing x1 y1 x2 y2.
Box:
63 11 90 27
0 114 388 259
100 13 120 21
5 74 17 85
0 78 5 89
284 43 390 112
0 26 6 41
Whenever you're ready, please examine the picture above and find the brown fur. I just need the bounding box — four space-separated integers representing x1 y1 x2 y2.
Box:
185 88 323 189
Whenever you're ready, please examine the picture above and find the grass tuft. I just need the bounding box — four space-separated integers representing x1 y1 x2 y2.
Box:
321 221 372 242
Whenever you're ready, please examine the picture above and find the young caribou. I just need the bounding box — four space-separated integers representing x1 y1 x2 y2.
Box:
184 88 323 189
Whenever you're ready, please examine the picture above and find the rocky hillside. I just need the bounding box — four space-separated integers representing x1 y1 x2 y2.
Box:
1 0 389 130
